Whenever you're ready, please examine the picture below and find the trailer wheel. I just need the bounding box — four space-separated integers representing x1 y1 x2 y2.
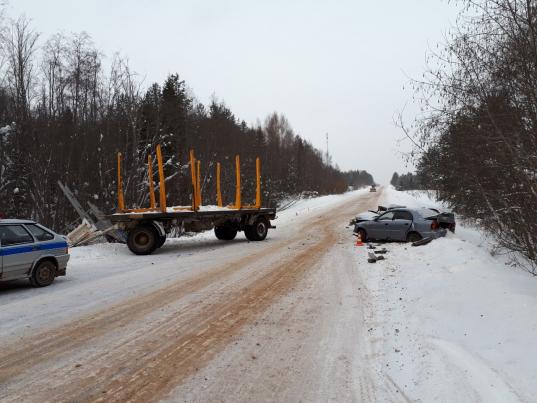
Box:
245 217 269 241
127 224 159 255
214 225 237 241
156 234 166 248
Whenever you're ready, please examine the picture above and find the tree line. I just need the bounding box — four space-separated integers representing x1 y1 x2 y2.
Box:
0 15 374 233
408 0 537 274
342 170 375 189
389 172 423 191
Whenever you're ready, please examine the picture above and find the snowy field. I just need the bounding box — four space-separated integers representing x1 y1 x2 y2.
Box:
361 187 537 402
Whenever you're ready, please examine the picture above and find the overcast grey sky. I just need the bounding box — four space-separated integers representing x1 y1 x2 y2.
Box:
8 0 460 183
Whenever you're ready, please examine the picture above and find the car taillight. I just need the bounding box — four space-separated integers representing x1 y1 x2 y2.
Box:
431 219 439 230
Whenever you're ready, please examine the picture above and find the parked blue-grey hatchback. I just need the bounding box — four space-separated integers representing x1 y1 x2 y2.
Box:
0 219 69 287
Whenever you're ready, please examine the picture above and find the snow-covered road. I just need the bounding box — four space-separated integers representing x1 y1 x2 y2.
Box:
0 187 535 402
0 189 392 402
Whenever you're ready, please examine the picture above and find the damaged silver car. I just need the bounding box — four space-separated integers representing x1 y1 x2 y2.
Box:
352 206 455 243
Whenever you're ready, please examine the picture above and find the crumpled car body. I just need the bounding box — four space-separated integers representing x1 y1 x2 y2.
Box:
353 207 451 242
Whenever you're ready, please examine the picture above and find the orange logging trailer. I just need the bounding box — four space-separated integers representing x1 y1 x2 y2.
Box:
108 145 276 255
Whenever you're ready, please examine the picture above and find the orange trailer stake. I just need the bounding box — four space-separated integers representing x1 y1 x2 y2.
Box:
189 150 198 211
148 154 156 209
156 144 167 213
197 159 202 207
117 152 125 212
235 155 241 209
216 162 222 207
115 149 265 214
255 157 261 208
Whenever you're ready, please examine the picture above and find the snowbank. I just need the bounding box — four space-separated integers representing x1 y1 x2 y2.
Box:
361 188 537 402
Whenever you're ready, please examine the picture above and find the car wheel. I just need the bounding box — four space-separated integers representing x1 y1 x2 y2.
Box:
245 217 269 241
30 260 56 287
214 225 238 241
127 224 159 255
356 228 367 242
406 232 422 243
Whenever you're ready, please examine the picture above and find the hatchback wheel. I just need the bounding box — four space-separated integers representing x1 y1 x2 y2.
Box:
356 228 367 242
30 260 56 287
406 232 422 243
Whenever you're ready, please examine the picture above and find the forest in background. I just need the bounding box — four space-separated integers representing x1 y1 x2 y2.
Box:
389 172 423 191
408 0 537 274
0 14 374 233
342 170 375 189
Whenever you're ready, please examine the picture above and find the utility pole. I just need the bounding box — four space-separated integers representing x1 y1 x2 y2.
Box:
325 133 329 165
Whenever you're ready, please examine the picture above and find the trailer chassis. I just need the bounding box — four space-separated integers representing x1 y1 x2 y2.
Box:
109 208 276 255
107 145 276 255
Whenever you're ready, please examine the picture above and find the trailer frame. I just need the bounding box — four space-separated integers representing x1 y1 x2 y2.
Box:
107 145 276 255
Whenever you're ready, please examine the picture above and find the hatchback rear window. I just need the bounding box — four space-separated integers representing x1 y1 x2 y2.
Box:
26 224 55 241
0 225 34 246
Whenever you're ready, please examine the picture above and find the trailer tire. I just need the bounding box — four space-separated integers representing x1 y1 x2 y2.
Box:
245 217 269 241
127 224 159 255
214 225 237 241
156 234 166 249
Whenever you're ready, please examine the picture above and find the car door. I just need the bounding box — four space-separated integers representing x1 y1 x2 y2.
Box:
24 223 57 258
390 210 414 240
369 211 394 239
0 225 38 280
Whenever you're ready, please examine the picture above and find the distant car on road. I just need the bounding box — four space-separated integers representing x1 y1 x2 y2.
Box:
353 207 448 242
369 185 377 192
0 219 69 287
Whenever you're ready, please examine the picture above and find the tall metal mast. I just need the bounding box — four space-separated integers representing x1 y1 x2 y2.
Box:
325 133 329 164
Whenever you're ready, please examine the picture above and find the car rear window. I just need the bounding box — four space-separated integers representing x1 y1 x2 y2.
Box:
0 225 34 246
26 224 55 241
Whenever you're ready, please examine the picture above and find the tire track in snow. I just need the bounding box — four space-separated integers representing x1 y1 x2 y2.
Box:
428 338 523 403
0 238 286 381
